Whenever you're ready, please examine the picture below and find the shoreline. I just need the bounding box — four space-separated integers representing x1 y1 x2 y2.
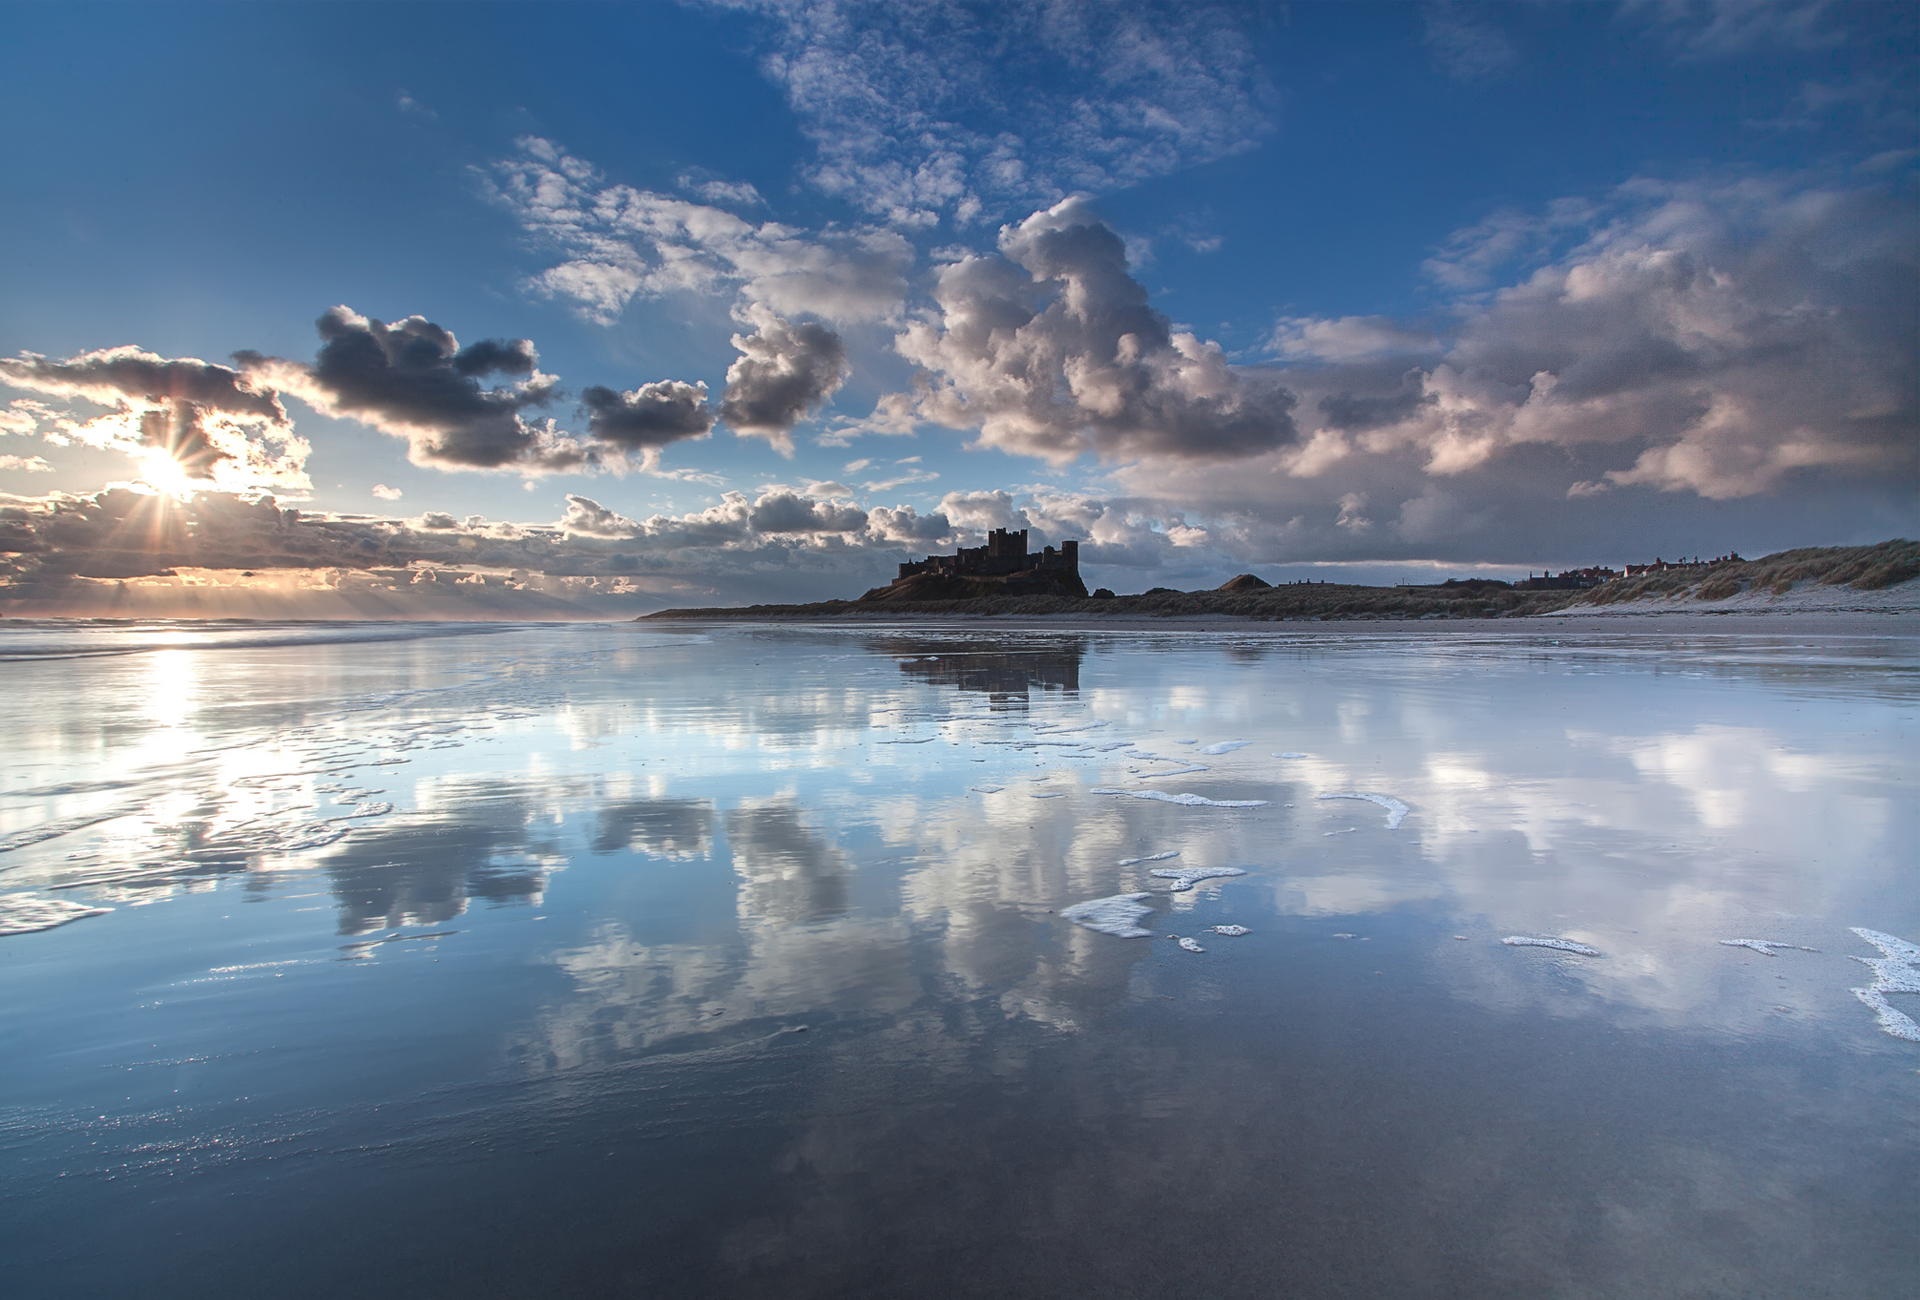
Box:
646 608 1920 638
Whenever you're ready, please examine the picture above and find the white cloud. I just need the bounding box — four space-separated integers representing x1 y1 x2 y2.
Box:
1092 170 1918 563
371 484 403 500
725 0 1274 224
487 138 912 325
893 197 1297 464
1270 316 1440 362
0 454 53 473
558 494 639 539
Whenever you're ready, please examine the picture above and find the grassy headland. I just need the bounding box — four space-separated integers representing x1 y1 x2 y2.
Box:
643 539 1917 622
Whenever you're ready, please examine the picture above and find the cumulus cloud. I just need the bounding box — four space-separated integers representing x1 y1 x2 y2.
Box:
487 138 912 325
579 380 715 462
893 197 1298 464
1098 171 1920 563
0 346 310 494
725 0 1274 224
865 504 953 544
558 494 639 539
1270 316 1440 362
239 306 593 474
719 305 850 452
371 484 403 500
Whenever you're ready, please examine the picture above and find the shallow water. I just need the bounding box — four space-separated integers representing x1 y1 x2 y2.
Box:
3 619 1917 1298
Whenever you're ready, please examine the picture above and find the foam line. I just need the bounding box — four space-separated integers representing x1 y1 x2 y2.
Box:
1092 789 1269 808
0 894 112 936
971 785 1005 793
1210 925 1250 937
1316 792 1411 829
0 809 130 855
1272 752 1309 759
1136 763 1210 778
1847 931 1920 1039
1199 740 1251 755
1059 893 1154 938
1116 851 1180 865
1851 989 1920 1042
1718 939 1819 955
1149 866 1249 892
1503 936 1601 956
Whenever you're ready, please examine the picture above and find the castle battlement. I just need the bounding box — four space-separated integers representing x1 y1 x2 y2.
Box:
894 528 1079 586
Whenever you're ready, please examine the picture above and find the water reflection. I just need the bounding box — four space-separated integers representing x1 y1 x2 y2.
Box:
887 637 1084 701
590 796 714 858
727 799 854 924
3 620 1916 1297
323 778 563 935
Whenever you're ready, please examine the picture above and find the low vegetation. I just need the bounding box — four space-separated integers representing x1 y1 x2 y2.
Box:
644 540 1916 621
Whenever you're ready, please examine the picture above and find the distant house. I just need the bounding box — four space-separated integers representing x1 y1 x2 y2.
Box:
1514 566 1620 590
892 528 1080 588
1622 552 1743 578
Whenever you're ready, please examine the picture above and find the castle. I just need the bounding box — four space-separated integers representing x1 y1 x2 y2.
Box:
892 528 1079 588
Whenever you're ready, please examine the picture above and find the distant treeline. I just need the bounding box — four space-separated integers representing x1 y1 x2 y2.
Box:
643 539 1918 622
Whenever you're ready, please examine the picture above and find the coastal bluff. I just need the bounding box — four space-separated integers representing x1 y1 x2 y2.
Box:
642 540 1918 622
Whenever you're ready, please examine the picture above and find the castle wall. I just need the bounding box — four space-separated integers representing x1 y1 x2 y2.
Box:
895 530 1080 585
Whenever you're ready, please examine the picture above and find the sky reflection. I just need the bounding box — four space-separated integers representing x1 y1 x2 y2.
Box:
1 620 1914 1297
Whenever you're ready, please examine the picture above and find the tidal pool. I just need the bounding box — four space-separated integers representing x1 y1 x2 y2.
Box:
2 619 1915 1297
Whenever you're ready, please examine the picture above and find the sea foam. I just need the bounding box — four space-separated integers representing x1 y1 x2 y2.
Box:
1060 894 1154 939
1315 792 1411 829
1199 740 1252 755
0 893 111 936
1149 866 1250 892
1849 928 1920 1041
1719 939 1819 955
1502 936 1602 956
1093 789 1269 808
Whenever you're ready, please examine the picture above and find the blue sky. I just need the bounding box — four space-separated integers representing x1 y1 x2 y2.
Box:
1 1 1913 615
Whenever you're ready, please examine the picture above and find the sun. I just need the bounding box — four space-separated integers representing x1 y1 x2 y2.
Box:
136 446 201 500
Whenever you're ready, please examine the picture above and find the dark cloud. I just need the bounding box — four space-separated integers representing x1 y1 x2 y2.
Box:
719 305 850 452
1318 371 1437 432
0 348 285 423
896 198 1298 464
579 380 715 455
240 306 591 473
